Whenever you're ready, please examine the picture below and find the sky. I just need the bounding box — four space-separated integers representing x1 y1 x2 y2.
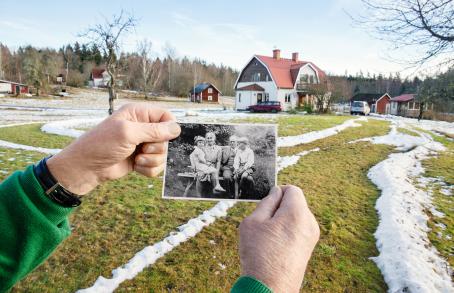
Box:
0 0 419 77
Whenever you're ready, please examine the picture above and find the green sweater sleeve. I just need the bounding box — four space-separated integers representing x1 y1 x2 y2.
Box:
231 276 273 293
0 165 74 292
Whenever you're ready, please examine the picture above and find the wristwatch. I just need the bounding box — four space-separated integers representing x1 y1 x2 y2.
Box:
33 156 82 207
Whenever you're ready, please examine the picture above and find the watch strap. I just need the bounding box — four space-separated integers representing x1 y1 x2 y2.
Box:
33 156 81 207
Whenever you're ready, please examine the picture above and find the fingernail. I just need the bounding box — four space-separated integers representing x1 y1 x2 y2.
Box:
137 156 147 165
166 122 181 136
146 145 156 153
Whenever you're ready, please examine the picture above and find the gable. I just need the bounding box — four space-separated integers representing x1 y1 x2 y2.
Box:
237 57 272 85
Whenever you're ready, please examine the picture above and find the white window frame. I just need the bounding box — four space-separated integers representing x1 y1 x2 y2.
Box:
208 87 213 94
208 95 212 101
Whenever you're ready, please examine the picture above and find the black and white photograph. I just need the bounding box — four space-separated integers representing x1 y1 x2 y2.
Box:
163 122 277 201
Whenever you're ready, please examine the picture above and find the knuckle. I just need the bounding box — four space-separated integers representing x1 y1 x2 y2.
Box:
149 124 163 140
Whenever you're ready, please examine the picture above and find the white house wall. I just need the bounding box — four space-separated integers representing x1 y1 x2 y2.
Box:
277 89 298 111
296 65 318 83
390 101 398 115
235 81 277 110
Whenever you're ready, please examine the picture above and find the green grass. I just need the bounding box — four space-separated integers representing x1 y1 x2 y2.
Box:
397 127 420 137
233 114 352 137
0 124 73 149
0 116 396 292
422 134 454 270
279 119 390 157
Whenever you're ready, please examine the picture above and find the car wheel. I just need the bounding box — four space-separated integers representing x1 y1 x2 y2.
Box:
271 109 277 113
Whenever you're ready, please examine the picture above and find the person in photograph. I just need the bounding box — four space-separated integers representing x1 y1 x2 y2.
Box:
202 132 225 193
189 136 225 192
233 137 255 199
220 135 238 197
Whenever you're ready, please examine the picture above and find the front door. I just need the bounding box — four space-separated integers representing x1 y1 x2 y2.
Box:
257 93 263 103
15 85 20 95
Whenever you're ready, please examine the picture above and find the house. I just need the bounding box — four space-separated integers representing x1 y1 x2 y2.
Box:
390 94 433 117
0 79 29 95
234 49 326 111
56 73 65 84
350 93 391 114
89 68 110 88
189 82 221 103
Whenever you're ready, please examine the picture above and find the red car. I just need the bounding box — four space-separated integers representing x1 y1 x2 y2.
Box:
248 101 282 113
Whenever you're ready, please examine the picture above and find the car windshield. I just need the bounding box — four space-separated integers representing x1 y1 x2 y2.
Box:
352 101 364 107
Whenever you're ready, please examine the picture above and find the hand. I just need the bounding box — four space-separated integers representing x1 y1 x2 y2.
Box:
239 185 320 293
47 103 181 195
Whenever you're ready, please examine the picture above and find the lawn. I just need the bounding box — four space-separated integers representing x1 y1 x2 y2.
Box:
2 115 446 292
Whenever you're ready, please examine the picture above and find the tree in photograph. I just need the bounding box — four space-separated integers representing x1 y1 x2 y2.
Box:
81 10 137 114
354 0 454 69
417 67 454 118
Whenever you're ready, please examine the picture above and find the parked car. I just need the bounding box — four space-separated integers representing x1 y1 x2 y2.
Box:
350 101 370 115
248 101 282 113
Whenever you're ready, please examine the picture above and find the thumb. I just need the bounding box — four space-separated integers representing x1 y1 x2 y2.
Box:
248 186 283 222
131 121 181 144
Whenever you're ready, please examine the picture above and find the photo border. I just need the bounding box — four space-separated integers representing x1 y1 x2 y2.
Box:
162 121 278 203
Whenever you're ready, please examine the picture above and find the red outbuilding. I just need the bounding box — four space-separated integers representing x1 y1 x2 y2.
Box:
188 83 221 103
0 79 29 95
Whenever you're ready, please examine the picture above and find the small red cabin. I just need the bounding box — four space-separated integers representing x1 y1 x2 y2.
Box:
0 79 29 95
189 83 221 103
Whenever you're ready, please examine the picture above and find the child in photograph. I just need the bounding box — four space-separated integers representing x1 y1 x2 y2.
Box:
189 136 226 192
233 137 255 198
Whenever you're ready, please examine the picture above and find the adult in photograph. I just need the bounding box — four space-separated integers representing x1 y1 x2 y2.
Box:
189 136 224 193
203 132 225 193
220 135 237 197
233 137 255 199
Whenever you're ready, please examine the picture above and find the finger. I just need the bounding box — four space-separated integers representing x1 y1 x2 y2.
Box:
135 153 166 167
134 163 165 177
273 185 308 220
117 103 177 123
131 120 181 144
248 186 283 222
142 142 167 154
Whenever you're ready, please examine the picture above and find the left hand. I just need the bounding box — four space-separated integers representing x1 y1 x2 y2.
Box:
47 103 181 195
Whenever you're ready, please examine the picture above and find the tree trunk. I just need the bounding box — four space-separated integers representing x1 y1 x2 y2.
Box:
108 86 115 115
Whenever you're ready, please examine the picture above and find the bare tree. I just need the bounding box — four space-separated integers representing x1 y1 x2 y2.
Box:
353 0 454 69
81 10 137 114
137 39 163 98
308 79 332 113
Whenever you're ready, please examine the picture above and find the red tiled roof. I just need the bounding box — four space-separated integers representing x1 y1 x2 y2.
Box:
236 83 265 91
255 55 326 89
91 68 106 79
391 94 415 102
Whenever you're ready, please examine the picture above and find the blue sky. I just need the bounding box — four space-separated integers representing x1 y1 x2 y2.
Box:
0 0 409 76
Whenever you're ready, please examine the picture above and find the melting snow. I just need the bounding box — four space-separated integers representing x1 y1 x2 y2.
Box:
277 148 320 172
277 117 366 147
77 200 236 293
0 140 60 155
366 123 454 292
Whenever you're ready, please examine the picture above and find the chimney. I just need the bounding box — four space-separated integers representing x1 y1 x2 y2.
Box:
292 52 299 62
272 49 281 60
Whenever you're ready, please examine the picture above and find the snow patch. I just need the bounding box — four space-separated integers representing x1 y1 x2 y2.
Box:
367 126 453 292
0 140 60 155
77 200 236 293
41 118 102 138
277 148 320 172
277 117 366 147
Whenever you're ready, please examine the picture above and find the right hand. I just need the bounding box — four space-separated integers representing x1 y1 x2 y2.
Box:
239 185 320 293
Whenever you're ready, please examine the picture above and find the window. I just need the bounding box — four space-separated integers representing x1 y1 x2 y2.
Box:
309 75 315 84
252 72 261 82
238 93 241 102
265 93 269 101
285 93 291 103
208 87 213 94
208 95 212 101
266 74 270 81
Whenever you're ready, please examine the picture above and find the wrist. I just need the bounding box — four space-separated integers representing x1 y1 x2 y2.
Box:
47 152 99 195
